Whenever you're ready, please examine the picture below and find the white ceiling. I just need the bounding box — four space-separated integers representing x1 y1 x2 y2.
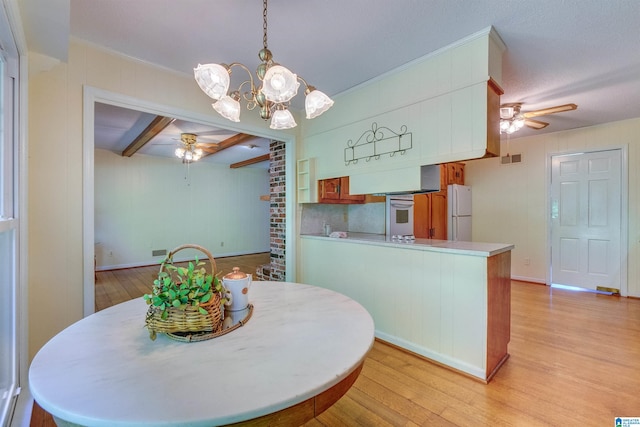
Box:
19 0 640 165
93 102 271 167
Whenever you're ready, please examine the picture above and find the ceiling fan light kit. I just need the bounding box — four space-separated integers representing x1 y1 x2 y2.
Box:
194 0 334 130
175 133 204 163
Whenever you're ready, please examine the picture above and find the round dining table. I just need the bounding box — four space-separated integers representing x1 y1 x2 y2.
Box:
29 281 375 426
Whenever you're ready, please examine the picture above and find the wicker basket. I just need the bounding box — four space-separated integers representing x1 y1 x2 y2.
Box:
145 244 224 338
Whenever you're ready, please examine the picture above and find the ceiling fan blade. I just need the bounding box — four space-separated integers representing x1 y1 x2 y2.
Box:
522 103 577 118
525 118 549 130
198 145 219 154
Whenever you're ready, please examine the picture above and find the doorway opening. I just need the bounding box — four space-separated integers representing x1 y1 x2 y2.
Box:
83 87 296 316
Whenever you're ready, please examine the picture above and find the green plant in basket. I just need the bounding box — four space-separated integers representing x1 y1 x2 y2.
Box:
143 256 226 321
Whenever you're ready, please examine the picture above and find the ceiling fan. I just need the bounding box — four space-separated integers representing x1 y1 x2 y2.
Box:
500 103 578 134
174 133 219 163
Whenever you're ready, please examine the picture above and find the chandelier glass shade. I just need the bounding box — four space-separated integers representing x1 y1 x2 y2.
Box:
213 94 242 122
270 108 297 130
193 0 333 130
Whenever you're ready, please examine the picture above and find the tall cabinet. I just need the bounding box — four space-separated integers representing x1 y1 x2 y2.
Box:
414 162 465 239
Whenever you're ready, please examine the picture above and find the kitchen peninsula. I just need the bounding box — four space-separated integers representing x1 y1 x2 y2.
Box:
299 233 513 382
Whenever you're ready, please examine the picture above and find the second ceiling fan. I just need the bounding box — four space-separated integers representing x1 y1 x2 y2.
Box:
500 103 577 134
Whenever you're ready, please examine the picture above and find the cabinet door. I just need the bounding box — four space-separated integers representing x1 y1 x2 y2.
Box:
446 163 465 185
339 177 365 202
414 191 447 239
413 194 431 238
439 163 448 191
319 178 341 202
454 163 465 185
430 191 448 240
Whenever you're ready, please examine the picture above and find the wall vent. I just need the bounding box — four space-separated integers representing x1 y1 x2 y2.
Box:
500 153 522 165
152 249 167 257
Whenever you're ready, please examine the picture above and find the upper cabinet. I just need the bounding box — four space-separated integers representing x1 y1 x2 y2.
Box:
299 28 505 196
446 162 465 186
318 176 365 204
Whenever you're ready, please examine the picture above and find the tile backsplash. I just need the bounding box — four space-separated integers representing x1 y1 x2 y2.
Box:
300 202 385 235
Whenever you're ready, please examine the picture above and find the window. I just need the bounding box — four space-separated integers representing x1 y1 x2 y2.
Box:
0 4 20 425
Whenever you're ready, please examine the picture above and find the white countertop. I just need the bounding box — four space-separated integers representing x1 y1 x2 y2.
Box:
301 232 514 257
29 281 375 427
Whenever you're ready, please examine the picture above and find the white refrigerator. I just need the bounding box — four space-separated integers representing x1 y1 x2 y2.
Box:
447 184 472 241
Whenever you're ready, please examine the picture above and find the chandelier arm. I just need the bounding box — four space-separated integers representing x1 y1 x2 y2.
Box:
297 75 313 94
227 62 260 109
227 62 256 92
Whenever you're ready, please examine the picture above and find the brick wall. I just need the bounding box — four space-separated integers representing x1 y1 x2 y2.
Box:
267 139 286 280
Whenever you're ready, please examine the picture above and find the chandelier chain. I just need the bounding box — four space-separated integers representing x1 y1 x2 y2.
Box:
263 0 268 50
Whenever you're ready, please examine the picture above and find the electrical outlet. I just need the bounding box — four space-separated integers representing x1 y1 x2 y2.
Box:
524 258 530 265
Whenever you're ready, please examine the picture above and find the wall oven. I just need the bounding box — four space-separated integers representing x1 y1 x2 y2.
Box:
386 195 414 237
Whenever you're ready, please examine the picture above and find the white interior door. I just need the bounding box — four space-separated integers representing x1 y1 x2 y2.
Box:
550 149 622 293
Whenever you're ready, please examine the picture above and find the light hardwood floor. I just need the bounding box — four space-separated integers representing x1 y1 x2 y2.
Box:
94 252 271 312
31 261 640 426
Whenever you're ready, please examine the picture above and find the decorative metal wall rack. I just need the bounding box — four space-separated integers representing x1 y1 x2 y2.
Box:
344 122 412 166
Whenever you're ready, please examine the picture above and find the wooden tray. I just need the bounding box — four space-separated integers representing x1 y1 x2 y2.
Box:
166 304 253 342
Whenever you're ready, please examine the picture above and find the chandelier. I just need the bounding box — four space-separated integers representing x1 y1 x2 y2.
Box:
175 133 203 163
193 0 334 130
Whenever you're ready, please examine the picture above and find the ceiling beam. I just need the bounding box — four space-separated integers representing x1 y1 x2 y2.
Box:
230 153 270 169
121 115 175 157
201 133 256 157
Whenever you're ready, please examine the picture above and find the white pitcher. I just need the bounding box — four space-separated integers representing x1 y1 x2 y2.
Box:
222 267 252 311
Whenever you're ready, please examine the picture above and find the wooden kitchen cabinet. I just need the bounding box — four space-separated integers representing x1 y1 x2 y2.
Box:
414 191 447 239
486 78 503 158
318 176 365 204
446 162 465 186
415 161 464 239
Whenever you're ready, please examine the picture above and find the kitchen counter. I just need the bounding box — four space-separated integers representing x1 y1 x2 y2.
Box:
299 233 513 382
301 232 513 257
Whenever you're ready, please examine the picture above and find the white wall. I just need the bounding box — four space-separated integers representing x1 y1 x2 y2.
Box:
95 149 269 269
465 117 640 296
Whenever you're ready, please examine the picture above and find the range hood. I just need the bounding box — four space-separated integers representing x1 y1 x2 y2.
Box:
348 164 442 195
385 164 441 195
